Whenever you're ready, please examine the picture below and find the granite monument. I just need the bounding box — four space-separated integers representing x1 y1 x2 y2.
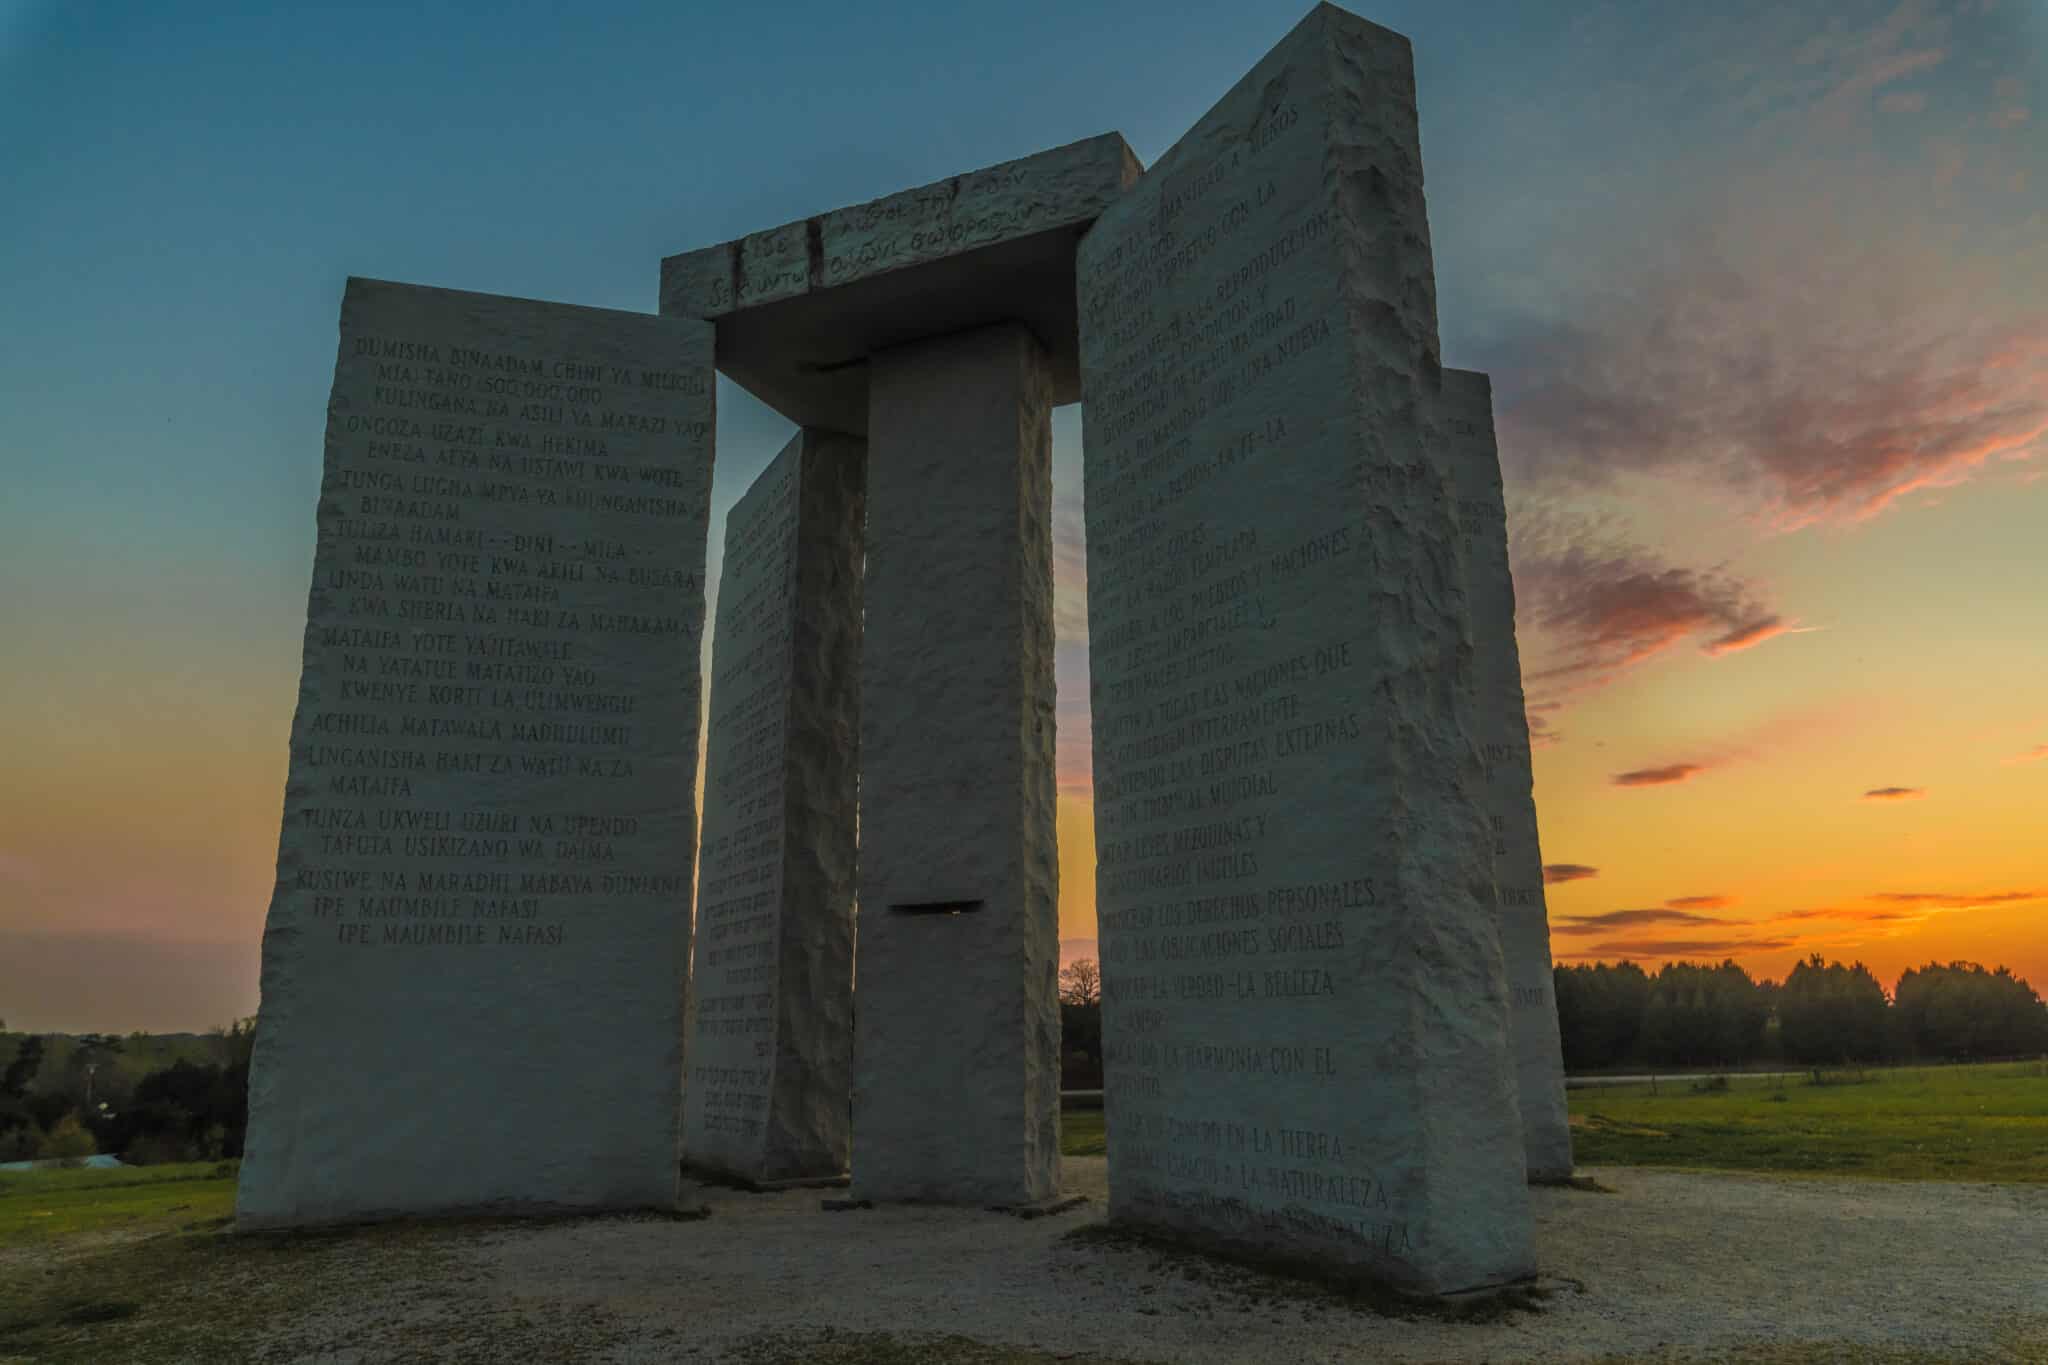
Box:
1075 6 1536 1293
239 278 714 1227
682 428 864 1187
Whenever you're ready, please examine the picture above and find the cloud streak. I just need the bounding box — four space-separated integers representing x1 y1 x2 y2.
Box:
1561 936 1798 960
1861 786 1927 801
1562 889 2048 965
1511 534 1792 694
1477 2 2048 534
1543 863 1600 885
1554 908 1724 936
1666 894 1734 910
1613 763 1707 788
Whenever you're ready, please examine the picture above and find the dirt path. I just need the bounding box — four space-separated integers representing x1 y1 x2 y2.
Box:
250 1159 2048 1362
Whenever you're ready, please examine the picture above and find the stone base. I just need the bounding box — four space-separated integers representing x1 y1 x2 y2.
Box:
236 1197 704 1234
684 1166 851 1194
986 1193 1090 1220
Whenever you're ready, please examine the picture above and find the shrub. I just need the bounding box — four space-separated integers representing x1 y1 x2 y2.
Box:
123 1132 198 1166
38 1113 97 1162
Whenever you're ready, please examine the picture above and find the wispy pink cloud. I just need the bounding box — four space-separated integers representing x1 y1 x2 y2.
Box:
2002 744 2048 765
1512 534 1792 693
1667 894 1736 910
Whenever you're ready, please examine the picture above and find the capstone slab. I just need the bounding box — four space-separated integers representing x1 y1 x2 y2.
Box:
238 277 715 1228
659 134 1141 434
1443 368 1572 1181
683 428 864 1185
1075 4 1534 1294
851 322 1061 1207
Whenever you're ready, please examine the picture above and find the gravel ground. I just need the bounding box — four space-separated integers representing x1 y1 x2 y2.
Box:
277 1159 2048 1362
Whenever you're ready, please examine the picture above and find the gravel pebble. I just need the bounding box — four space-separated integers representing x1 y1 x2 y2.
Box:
285 1159 2048 1362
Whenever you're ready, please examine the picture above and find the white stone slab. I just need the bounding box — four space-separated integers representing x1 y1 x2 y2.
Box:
1443 369 1573 1181
851 322 1061 1206
663 134 1140 317
657 135 1141 433
238 277 715 1228
683 428 863 1185
1075 4 1534 1294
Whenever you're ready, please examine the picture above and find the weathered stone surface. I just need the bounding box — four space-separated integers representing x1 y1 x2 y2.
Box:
683 428 864 1185
1442 369 1573 1181
659 134 1141 433
1076 5 1534 1294
238 277 715 1228
852 322 1060 1206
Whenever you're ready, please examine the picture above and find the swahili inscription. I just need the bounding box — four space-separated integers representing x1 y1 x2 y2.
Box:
296 301 709 950
238 277 715 1228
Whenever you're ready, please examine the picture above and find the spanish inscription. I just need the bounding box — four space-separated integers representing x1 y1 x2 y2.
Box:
1077 10 1534 1293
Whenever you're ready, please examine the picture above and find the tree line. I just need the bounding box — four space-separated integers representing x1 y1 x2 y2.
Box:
1060 954 2047 1082
1554 957 2048 1071
0 1019 253 1165
6 953 2042 1164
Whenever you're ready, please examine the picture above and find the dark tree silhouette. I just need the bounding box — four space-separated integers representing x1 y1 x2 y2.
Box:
1778 956 1893 1065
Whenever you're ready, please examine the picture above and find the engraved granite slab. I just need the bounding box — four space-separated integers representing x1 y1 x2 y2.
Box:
659 134 1141 434
1443 368 1573 1181
1075 4 1534 1294
238 277 714 1228
851 323 1061 1206
683 428 864 1185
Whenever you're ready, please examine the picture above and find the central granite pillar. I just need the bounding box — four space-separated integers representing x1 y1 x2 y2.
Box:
852 321 1061 1206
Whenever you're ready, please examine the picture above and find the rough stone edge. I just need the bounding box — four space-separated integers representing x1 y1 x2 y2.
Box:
1441 367 1575 1183
1013 326 1064 1206
238 278 713 1229
762 429 865 1182
1318 3 1532 1293
659 132 1139 319
1318 5 1531 1285
678 431 805 1184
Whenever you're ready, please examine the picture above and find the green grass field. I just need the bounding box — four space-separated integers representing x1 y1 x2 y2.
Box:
1567 1058 2048 1181
0 1161 238 1251
3 1064 2043 1361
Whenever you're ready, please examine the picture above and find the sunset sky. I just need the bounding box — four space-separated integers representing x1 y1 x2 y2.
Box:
2 0 2041 1032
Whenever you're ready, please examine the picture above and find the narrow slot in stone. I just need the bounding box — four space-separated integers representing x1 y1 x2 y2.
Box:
888 900 984 916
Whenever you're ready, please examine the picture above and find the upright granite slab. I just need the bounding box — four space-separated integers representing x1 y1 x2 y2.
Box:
852 322 1061 1207
683 429 864 1186
239 277 715 1227
1076 5 1534 1294
660 133 1141 434
1443 369 1572 1181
